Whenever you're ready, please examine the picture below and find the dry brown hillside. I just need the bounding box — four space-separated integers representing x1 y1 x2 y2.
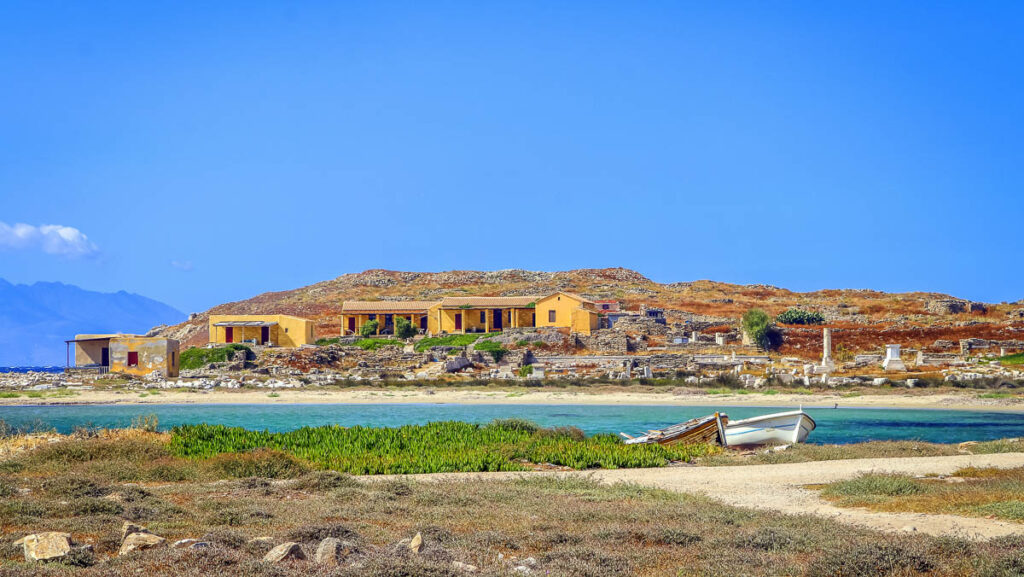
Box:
159 268 1024 356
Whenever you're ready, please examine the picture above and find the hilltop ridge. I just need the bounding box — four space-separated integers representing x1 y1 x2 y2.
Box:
158 268 1022 353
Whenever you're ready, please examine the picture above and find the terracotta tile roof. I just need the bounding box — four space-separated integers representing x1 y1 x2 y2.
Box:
439 296 541 308
341 300 439 313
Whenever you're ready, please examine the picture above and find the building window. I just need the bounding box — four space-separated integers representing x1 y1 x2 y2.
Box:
127 352 139 367
171 351 176 366
480 311 486 323
548 310 556 323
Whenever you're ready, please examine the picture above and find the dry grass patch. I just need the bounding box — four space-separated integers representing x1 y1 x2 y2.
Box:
703 438 1024 467
819 467 1024 522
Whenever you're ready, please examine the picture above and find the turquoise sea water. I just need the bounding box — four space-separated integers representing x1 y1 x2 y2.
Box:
1 404 1023 444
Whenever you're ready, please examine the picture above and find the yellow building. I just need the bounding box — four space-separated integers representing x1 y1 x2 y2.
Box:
535 292 600 334
340 301 438 336
427 296 540 335
66 334 179 377
208 314 314 347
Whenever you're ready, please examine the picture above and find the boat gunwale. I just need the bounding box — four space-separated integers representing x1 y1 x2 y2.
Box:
724 409 816 431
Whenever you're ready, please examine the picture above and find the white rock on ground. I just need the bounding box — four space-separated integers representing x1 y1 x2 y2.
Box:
120 522 147 542
15 532 73 562
408 532 423 553
314 537 343 566
263 542 306 563
119 532 167 556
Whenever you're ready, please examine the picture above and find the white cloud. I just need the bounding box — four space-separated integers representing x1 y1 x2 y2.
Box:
0 221 99 257
171 260 194 271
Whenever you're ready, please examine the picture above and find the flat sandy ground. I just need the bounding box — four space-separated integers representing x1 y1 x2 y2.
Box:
2 386 1023 411
378 453 1024 539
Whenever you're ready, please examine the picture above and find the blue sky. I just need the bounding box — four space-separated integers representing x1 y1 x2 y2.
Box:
1 2 1022 313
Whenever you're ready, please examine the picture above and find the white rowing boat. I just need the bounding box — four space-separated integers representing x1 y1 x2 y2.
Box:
724 410 815 446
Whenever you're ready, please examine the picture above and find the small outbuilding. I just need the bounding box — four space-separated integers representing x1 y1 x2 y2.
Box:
66 334 179 378
427 296 540 335
208 314 314 347
340 301 437 336
534 292 600 335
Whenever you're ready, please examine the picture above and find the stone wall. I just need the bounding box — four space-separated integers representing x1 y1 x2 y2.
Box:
960 338 1024 354
608 315 669 335
926 299 967 315
916 352 964 366
573 331 633 353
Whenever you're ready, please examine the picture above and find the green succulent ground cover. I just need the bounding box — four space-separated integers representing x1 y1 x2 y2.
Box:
169 419 718 475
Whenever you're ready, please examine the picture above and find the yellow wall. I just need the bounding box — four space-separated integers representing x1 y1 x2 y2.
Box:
107 337 179 377
536 293 597 334
73 334 114 366
208 315 314 347
572 309 600 334
426 306 536 335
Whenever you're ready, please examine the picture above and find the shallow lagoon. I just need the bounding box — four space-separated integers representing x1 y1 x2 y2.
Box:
2 403 1024 444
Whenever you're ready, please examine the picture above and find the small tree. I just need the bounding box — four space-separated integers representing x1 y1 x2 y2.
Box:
360 320 379 338
395 317 417 339
742 308 782 351
776 309 825 325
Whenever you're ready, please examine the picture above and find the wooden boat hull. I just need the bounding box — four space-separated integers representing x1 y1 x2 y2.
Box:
622 413 728 446
724 410 815 446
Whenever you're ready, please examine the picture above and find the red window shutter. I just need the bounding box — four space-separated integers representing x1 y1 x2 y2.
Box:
127 352 139 367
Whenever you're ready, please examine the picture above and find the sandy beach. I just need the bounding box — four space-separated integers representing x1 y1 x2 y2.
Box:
2 386 1022 412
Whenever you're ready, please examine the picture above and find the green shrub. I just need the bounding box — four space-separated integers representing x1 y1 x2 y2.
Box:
206 506 273 526
43 476 111 499
474 339 508 362
776 309 825 325
518 364 534 377
822 474 925 498
414 332 497 352
741 527 797 552
285 522 359 544
995 352 1024 366
742 309 782 350
131 414 159 432
655 529 701 546
488 418 541 433
179 344 252 370
69 497 124 516
395 317 418 339
354 339 402 351
360 320 379 337
202 449 310 479
808 542 933 577
292 470 362 492
316 337 340 346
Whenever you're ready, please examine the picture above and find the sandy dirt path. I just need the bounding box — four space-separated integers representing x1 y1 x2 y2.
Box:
376 453 1024 540
3 387 1023 412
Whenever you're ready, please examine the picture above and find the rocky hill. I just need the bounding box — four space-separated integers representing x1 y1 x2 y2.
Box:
159 268 1023 355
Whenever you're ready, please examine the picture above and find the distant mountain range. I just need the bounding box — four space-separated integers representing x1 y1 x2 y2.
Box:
0 279 185 366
